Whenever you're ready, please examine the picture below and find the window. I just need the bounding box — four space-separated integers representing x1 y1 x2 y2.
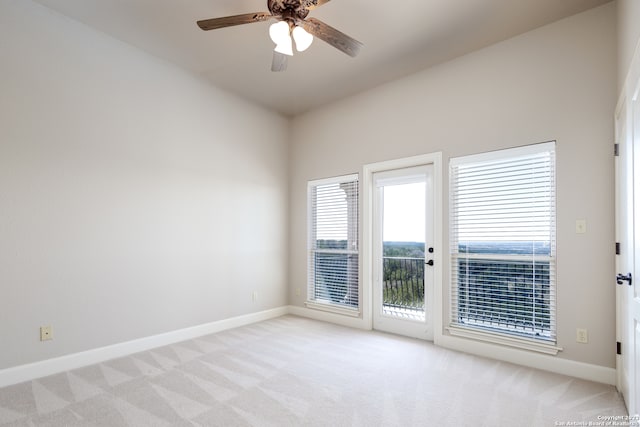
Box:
449 142 556 347
307 174 359 313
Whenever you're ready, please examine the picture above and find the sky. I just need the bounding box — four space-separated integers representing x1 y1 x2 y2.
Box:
383 182 426 243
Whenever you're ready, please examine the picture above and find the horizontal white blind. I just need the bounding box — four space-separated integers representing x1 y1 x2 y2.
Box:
450 143 556 343
308 175 359 309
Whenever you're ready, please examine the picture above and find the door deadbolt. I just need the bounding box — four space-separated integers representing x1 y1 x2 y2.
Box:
617 273 632 286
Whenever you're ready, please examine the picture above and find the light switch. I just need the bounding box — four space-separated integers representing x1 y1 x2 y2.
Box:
575 219 587 234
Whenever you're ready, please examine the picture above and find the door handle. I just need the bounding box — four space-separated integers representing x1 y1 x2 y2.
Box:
426 260 434 266
617 273 632 286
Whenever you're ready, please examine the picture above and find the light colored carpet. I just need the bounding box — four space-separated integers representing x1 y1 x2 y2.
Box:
0 315 627 426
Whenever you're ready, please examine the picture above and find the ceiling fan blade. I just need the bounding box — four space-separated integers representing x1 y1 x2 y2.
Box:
304 0 332 11
302 18 363 57
271 51 289 72
197 12 271 31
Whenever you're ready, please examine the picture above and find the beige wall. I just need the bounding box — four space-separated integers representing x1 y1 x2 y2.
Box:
0 1 289 370
617 0 640 92
0 0 623 375
290 4 617 368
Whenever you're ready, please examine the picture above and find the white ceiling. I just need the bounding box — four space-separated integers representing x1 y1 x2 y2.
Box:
33 0 611 116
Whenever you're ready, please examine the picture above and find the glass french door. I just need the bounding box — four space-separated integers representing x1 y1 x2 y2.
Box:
372 165 434 339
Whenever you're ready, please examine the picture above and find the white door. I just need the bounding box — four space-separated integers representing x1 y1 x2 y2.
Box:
630 88 640 416
372 165 434 340
617 77 640 416
616 101 634 412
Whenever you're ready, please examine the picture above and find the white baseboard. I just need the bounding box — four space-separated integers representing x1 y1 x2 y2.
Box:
288 305 370 330
0 305 616 388
437 334 617 386
0 307 288 388
289 305 616 385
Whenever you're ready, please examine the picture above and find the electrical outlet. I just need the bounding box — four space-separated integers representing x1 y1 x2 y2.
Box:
40 326 53 341
295 287 301 296
575 219 587 234
576 328 588 344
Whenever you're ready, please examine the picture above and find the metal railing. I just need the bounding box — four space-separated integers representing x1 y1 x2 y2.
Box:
382 257 425 315
454 258 552 338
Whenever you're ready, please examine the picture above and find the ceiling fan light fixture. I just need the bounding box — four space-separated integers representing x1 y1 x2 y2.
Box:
269 21 290 44
292 26 313 52
274 40 294 56
197 1 363 71
270 21 294 56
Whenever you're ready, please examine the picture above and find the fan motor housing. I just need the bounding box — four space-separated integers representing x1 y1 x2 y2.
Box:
268 0 310 21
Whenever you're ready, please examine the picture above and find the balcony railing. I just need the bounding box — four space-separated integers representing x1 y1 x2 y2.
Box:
313 252 359 308
454 257 552 339
382 257 425 319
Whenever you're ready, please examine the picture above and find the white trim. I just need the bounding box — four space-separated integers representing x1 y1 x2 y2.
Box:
288 305 369 330
307 173 359 188
0 305 616 388
447 326 562 355
0 307 288 388
306 173 360 312
304 301 361 317
619 32 640 112
439 333 616 385
449 140 555 166
313 249 358 255
373 165 429 187
288 304 615 385
370 164 433 340
448 142 557 347
362 152 443 341
616 20 640 406
453 253 554 262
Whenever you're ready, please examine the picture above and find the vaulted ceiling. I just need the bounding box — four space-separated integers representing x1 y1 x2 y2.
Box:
33 0 612 116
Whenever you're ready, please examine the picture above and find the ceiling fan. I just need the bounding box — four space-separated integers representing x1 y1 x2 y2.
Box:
197 0 363 72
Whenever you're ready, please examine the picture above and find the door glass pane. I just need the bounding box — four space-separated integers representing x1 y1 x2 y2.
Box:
382 182 426 320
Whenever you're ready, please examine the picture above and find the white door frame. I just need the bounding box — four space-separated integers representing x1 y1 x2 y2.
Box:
361 152 443 340
616 39 640 415
616 98 634 412
371 164 434 339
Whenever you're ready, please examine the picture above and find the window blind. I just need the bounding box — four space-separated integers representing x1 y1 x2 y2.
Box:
308 175 359 309
450 143 556 343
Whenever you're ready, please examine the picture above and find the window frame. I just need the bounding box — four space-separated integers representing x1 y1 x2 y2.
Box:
448 142 561 355
306 174 360 316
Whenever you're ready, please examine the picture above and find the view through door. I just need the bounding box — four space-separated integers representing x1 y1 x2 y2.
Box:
372 165 434 339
